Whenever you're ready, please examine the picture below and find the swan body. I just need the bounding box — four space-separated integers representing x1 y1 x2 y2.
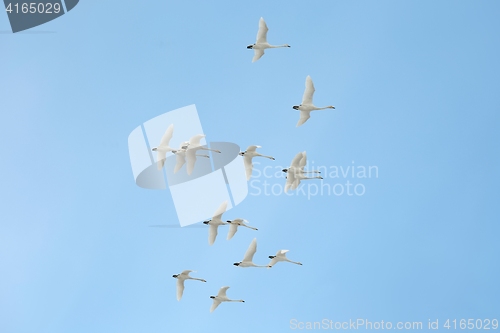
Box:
203 201 229 245
239 145 275 180
172 270 207 301
233 238 269 268
247 17 290 62
293 75 335 127
283 151 323 192
210 286 245 312
226 218 258 240
268 250 302 268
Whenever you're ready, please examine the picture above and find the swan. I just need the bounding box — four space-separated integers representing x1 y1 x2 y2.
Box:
268 250 302 268
203 201 229 245
173 134 219 175
239 145 275 180
226 218 258 240
210 286 245 312
247 17 290 62
293 75 335 127
151 124 175 170
283 151 323 192
233 238 269 268
172 270 207 301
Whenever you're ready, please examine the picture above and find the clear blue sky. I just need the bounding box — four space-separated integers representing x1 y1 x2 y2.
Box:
1 1 499 332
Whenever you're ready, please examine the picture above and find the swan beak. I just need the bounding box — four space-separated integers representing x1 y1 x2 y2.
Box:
292 106 299 110
233 263 239 266
247 45 253 49
172 275 178 278
203 221 209 225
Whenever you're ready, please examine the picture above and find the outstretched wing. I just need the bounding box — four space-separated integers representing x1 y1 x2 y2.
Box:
176 279 184 301
256 17 268 44
217 286 230 297
277 250 289 258
246 145 261 152
296 111 311 127
157 150 166 170
210 299 222 313
174 152 186 173
285 171 296 193
208 224 218 246
243 155 253 181
227 223 238 240
189 134 205 147
213 201 228 220
301 75 315 105
290 152 303 168
242 238 257 262
159 124 174 147
252 49 265 63
299 151 307 170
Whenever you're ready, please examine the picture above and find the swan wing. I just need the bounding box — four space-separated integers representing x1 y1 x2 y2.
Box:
256 17 268 44
243 155 253 181
299 151 307 169
246 145 261 152
173 152 186 173
297 111 311 127
186 149 197 175
291 178 301 190
252 49 265 63
176 279 185 301
213 201 228 220
277 250 289 258
227 223 238 240
208 224 218 246
180 270 193 276
210 299 222 313
189 134 205 147
301 75 315 105
217 286 230 297
290 152 303 168
242 238 257 262
285 171 296 193
157 150 166 170
159 124 174 147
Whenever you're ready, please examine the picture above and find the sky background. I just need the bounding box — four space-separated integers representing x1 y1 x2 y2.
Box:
1 1 500 332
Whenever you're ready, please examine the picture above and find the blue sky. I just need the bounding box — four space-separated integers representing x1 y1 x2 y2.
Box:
1 1 499 332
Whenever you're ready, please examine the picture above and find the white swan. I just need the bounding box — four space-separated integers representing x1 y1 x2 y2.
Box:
268 250 302 268
203 201 229 245
151 124 175 170
226 218 258 240
239 145 275 180
233 238 269 267
172 270 207 301
173 134 220 175
247 17 290 63
210 286 245 313
283 151 322 192
293 75 335 127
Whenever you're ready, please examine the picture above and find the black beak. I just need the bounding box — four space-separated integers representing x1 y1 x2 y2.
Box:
247 45 253 49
